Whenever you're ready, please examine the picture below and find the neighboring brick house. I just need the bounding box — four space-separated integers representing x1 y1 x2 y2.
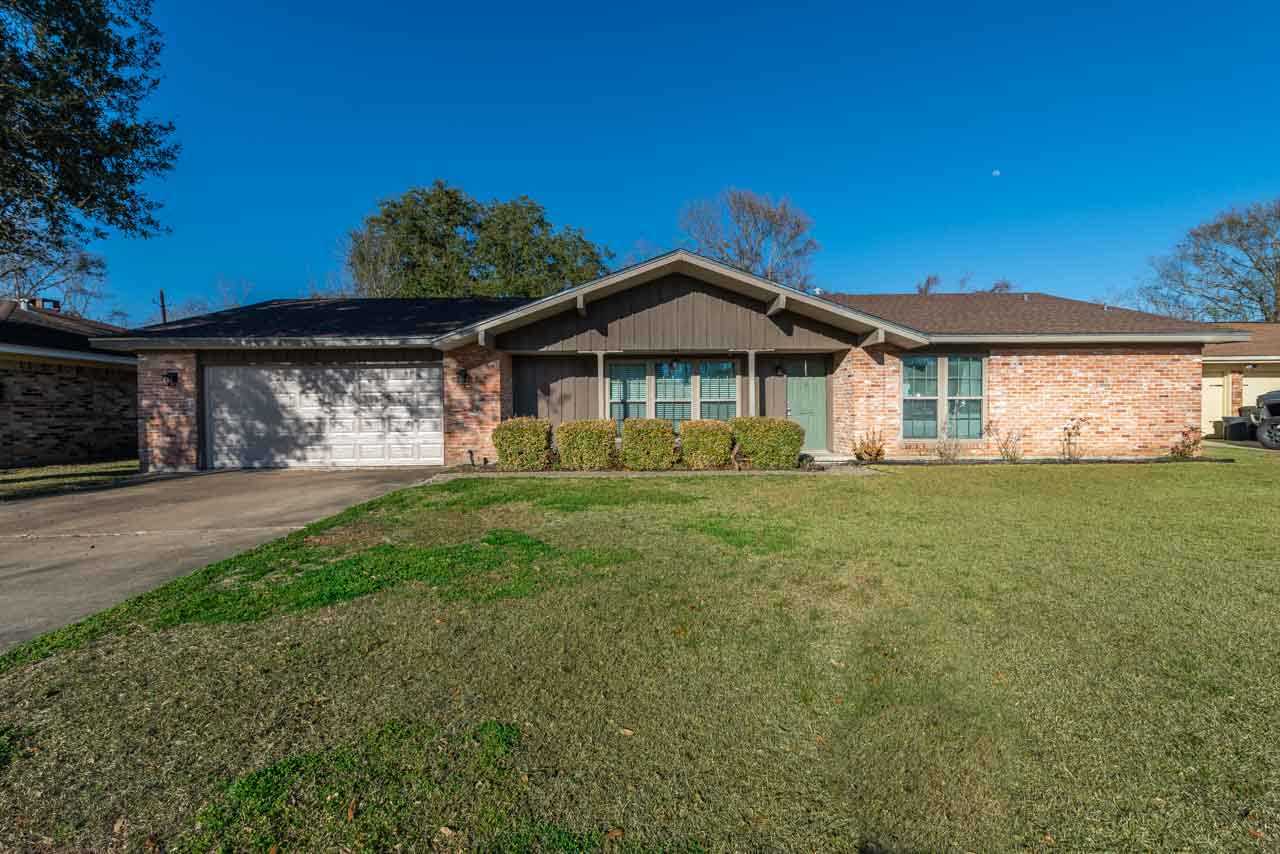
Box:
91 251 1249 471
0 298 137 469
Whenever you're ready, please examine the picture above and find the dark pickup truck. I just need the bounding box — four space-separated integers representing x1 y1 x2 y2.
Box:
1256 390 1280 450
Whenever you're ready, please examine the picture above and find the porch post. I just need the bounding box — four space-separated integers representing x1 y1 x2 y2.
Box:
747 350 757 415
596 351 606 418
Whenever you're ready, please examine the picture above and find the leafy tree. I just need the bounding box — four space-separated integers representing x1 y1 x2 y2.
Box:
346 181 612 298
1140 199 1280 321
1 0 178 287
679 188 819 289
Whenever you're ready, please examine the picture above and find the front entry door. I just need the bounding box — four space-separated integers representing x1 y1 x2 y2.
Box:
784 358 828 451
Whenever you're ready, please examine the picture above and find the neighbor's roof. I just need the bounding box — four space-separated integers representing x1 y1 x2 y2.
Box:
1201 322 1280 359
827 292 1224 337
112 296 534 346
0 299 134 363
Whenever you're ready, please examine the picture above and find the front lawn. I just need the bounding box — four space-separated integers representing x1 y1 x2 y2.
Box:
1 452 1277 850
0 458 139 500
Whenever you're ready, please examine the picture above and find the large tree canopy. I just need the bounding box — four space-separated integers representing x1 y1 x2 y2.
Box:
1 0 178 293
1140 199 1280 322
346 181 612 298
679 188 819 290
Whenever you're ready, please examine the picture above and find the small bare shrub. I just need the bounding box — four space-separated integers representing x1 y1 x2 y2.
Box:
988 421 1024 463
1169 425 1202 459
934 422 962 464
853 430 886 463
1059 417 1089 463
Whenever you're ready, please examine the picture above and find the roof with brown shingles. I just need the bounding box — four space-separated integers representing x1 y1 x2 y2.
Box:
1202 322 1280 357
823 291 1225 336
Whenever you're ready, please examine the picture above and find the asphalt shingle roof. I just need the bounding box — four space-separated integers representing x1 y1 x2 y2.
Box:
0 299 128 354
825 291 1223 336
99 290 1237 344
121 297 535 340
1202 322 1280 357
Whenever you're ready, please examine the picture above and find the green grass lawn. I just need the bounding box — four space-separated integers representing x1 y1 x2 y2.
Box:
1 451 1278 851
0 458 139 500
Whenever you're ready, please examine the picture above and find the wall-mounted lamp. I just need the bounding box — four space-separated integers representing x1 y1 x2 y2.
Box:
163 370 180 387
774 362 785 377
1246 364 1257 371
455 368 471 387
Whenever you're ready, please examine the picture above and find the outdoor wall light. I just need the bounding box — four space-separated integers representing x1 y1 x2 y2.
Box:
455 368 471 387
163 370 180 387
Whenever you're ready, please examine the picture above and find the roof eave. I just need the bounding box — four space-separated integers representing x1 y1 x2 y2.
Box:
90 336 446 351
925 332 1252 345
1202 354 1280 363
1 341 137 366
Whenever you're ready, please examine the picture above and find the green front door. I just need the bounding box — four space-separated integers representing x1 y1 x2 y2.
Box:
784 358 828 451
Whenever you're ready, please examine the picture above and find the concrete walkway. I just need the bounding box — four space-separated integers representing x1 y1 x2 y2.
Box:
0 468 434 651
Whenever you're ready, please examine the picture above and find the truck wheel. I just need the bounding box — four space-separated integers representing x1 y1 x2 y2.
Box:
1260 417 1280 450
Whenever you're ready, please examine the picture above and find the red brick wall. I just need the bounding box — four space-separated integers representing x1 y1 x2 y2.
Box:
443 345 511 466
0 356 136 469
833 345 1202 459
137 352 199 472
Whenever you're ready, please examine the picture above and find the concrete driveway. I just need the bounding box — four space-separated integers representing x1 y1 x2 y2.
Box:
0 468 436 651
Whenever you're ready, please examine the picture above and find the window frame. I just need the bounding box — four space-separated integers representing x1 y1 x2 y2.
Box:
898 353 989 442
604 356 742 431
696 358 739 422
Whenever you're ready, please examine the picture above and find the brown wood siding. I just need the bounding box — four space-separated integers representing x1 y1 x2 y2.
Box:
512 356 598 425
199 348 443 366
760 355 788 417
495 273 857 352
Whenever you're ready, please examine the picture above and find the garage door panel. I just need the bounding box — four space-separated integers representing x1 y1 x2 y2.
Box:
205 363 444 468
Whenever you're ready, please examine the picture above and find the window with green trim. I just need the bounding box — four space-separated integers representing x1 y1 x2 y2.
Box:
655 360 692 432
901 356 939 438
946 356 983 439
608 363 646 433
901 355 985 439
698 360 737 420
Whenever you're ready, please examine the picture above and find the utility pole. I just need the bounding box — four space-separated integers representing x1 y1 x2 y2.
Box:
158 289 167 323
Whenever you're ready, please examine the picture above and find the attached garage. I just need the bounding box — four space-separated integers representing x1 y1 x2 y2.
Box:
1243 366 1280 409
203 361 443 468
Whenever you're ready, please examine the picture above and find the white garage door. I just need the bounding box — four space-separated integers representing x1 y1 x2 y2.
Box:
1243 368 1280 410
204 364 444 468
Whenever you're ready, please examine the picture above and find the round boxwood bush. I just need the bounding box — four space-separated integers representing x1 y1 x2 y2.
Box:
555 419 616 470
729 416 804 469
491 417 551 471
679 420 733 469
621 418 678 470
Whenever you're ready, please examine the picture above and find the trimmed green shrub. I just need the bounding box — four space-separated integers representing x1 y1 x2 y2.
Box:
621 419 678 471
679 420 733 469
491 417 551 471
730 416 804 469
555 420 616 470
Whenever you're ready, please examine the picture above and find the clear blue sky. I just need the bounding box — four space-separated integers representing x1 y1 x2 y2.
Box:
99 0 1280 322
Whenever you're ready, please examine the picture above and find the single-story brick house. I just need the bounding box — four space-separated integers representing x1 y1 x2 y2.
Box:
92 251 1249 471
1200 322 1280 436
0 298 137 469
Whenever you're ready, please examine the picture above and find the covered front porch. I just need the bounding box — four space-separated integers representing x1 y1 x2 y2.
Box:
512 350 836 452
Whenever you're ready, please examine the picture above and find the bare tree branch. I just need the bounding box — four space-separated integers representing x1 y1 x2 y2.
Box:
679 188 820 290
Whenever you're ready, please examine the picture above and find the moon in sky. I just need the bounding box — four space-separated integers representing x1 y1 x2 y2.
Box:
991 169 1002 177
